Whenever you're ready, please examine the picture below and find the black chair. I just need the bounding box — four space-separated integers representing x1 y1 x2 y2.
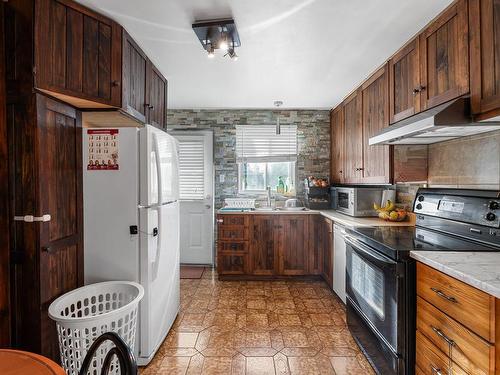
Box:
78 332 138 375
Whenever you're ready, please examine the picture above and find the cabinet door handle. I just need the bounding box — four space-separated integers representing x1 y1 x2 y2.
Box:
42 246 54 253
431 326 455 347
217 219 223 223
111 80 120 87
412 88 421 95
430 365 443 375
149 105 155 110
430 287 458 303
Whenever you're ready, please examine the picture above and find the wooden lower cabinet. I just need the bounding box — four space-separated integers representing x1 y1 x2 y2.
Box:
321 218 333 288
250 215 278 276
416 262 500 375
217 213 333 284
278 215 309 276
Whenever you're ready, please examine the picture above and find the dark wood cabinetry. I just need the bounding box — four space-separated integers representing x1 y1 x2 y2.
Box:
419 0 469 110
8 94 83 360
469 0 500 120
330 106 344 184
13 0 168 129
321 218 333 289
250 215 278 276
217 213 333 284
122 31 148 123
342 90 363 183
389 38 421 123
360 65 392 184
147 63 168 129
278 215 309 276
34 0 122 108
217 215 251 276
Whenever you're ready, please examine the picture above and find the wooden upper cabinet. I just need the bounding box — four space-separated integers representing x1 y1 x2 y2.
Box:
361 65 392 184
122 30 148 123
342 90 363 183
330 106 344 184
389 38 421 123
278 215 309 276
250 215 278 276
147 63 168 129
34 0 122 108
419 0 469 110
469 0 500 119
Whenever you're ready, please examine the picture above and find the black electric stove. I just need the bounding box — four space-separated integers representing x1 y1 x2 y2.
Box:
344 188 500 375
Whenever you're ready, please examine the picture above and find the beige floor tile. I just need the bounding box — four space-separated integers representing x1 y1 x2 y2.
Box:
246 357 275 375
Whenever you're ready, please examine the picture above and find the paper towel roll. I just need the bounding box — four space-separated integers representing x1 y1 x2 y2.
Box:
381 189 396 206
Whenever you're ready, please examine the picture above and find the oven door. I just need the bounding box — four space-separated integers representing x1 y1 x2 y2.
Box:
345 235 402 354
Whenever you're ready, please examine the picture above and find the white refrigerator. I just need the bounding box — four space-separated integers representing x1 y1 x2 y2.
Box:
83 125 180 365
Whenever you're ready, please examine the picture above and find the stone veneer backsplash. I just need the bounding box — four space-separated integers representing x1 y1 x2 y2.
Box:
167 109 331 208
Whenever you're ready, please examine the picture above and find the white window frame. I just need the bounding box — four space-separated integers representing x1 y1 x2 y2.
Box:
237 161 296 195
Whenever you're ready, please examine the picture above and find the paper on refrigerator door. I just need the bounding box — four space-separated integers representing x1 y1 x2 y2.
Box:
86 129 119 170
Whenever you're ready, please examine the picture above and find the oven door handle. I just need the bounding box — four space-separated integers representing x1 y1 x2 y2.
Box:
344 235 397 265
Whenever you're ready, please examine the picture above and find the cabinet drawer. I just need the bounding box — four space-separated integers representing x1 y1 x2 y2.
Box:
218 227 249 241
417 297 493 375
218 241 248 253
217 252 247 275
217 215 250 227
416 262 494 341
416 330 467 375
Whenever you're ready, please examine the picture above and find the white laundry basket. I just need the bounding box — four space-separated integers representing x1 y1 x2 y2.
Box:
48 281 144 375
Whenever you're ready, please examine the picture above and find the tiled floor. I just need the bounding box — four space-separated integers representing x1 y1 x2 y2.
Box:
140 268 375 375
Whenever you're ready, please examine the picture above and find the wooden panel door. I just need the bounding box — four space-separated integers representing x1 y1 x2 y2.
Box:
34 0 122 108
321 218 333 288
217 253 248 275
250 215 278 275
361 65 392 184
278 215 309 276
122 30 148 123
0 1 10 347
419 0 469 110
389 38 421 123
469 0 500 119
330 106 344 184
342 90 363 183
147 63 168 129
37 95 83 360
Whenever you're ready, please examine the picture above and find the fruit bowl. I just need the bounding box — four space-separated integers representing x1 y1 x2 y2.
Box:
374 200 408 222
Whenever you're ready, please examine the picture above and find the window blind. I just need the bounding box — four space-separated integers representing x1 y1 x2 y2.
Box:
177 139 205 200
235 125 298 163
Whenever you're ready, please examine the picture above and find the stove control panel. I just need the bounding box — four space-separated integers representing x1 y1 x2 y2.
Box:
413 190 500 229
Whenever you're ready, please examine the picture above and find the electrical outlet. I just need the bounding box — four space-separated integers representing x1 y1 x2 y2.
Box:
220 174 225 183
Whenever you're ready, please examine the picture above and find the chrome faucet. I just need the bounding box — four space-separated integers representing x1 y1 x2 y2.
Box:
266 186 272 207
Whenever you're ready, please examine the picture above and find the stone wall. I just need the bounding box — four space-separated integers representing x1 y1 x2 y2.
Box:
167 109 331 208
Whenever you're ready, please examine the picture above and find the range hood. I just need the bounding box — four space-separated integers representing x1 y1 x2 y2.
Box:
369 97 500 145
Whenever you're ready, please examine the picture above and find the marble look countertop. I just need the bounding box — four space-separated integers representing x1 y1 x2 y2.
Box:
217 208 416 228
410 251 500 298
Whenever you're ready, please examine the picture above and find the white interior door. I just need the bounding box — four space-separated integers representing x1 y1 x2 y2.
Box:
169 131 214 265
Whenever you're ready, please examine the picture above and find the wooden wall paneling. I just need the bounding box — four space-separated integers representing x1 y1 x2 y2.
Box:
0 1 11 347
389 37 421 123
419 0 469 110
360 64 392 184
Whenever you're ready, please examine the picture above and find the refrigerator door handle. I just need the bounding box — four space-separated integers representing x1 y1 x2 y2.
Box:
152 133 163 205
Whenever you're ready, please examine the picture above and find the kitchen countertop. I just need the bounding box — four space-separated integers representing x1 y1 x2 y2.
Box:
217 208 415 228
410 251 500 298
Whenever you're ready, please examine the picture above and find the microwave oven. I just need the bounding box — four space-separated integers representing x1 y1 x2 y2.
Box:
334 187 385 217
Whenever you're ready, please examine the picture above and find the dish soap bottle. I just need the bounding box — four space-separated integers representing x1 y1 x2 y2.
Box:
277 176 285 194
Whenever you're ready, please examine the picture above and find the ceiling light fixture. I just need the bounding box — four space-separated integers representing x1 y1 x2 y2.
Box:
193 19 241 61
274 101 283 135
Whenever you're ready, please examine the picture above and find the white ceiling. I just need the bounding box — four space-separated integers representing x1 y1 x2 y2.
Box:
77 0 453 109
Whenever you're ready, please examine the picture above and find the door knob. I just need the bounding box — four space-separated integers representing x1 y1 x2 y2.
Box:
205 204 211 209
